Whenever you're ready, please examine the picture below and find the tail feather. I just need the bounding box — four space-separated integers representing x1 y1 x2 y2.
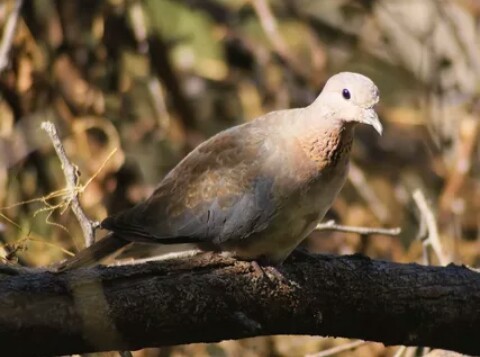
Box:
57 233 130 271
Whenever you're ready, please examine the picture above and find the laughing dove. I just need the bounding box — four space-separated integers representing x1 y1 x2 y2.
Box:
59 72 381 270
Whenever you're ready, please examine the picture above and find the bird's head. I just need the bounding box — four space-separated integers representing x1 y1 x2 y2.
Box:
314 72 382 135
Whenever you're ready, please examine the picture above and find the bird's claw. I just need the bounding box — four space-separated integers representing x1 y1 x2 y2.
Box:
250 261 284 281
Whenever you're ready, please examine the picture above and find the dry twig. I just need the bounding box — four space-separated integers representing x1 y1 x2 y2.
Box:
316 220 401 236
41 121 97 247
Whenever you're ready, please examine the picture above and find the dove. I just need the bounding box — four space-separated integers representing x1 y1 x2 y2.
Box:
58 72 381 270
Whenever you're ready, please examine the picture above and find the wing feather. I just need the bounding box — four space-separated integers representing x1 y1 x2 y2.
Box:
102 121 279 244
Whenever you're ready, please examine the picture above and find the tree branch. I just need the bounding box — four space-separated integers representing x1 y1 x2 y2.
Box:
0 253 479 356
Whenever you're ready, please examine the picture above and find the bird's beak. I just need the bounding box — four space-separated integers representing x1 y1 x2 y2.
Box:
363 108 382 135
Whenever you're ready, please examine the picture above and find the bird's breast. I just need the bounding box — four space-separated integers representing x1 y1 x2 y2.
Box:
300 123 354 173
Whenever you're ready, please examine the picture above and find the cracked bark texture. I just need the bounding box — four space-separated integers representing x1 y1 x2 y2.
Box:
0 253 479 356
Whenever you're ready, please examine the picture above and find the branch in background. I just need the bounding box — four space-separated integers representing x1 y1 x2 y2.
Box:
40 121 97 247
439 117 479 217
316 220 401 236
0 254 479 356
148 33 198 134
0 0 23 73
126 2 171 134
250 0 310 80
413 189 448 265
348 163 390 223
433 1 480 79
283 0 359 48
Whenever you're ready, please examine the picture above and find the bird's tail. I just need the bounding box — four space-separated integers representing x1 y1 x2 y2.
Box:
57 233 130 271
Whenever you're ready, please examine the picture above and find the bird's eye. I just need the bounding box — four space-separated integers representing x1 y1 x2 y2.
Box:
342 89 351 100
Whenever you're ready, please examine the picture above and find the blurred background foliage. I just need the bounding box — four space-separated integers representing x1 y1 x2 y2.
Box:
0 0 479 356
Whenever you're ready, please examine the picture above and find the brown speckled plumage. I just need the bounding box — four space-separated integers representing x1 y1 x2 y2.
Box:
299 122 354 169
59 72 382 270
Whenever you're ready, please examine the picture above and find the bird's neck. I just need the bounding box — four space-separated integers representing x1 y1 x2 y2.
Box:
296 118 355 171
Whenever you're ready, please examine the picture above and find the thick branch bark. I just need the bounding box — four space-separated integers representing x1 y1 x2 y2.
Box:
0 253 479 356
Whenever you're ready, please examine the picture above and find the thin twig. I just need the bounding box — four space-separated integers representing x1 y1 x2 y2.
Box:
0 0 23 73
412 190 448 265
316 220 401 236
306 340 367 357
41 121 96 247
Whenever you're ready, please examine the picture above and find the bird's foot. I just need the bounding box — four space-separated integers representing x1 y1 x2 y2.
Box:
250 260 284 281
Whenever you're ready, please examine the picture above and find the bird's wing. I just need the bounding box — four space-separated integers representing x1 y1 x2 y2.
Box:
102 118 286 245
